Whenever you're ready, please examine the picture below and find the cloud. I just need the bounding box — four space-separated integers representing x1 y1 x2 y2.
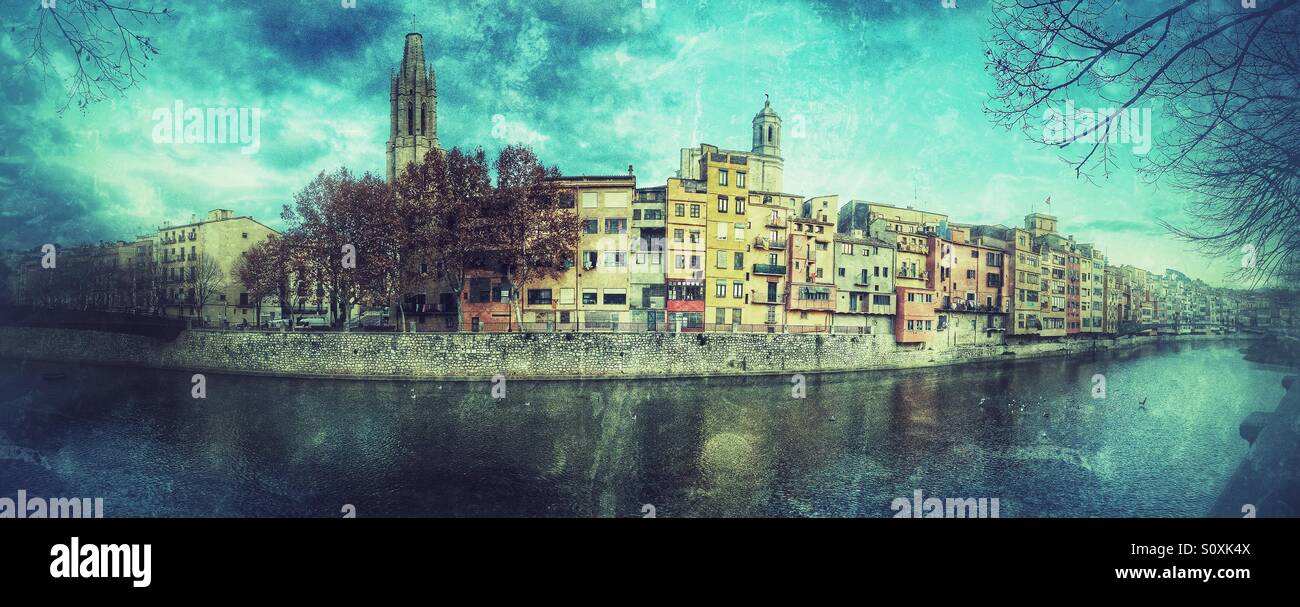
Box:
0 0 1235 286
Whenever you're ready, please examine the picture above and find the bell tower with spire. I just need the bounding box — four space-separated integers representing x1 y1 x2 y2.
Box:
386 31 439 183
751 94 782 158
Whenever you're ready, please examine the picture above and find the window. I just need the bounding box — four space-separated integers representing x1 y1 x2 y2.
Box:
675 204 685 217
737 172 746 188
559 288 575 305
527 289 553 305
717 251 727 269
603 289 627 305
675 255 686 269
839 268 846 277
583 251 598 269
842 243 853 255
583 220 599 234
718 169 728 186
673 229 684 243
716 280 727 297
734 225 744 241
605 218 627 234
733 282 744 298
816 242 828 251
716 308 727 325
689 230 700 244
603 252 627 267
690 205 701 218
873 294 891 306
558 192 576 208
689 255 701 269
718 196 729 213
717 222 729 240
582 192 599 208
582 290 598 305
734 252 744 270
966 269 976 279
604 192 629 207
736 198 745 214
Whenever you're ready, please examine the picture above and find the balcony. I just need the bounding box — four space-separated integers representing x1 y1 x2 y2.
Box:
753 236 787 250
753 263 787 276
897 242 929 254
765 217 787 229
788 285 835 311
753 293 786 305
938 300 1004 313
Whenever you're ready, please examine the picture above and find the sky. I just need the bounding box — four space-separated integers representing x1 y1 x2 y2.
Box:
0 0 1246 286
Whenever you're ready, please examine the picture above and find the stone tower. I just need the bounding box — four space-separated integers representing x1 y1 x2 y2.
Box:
387 32 438 183
751 96 782 158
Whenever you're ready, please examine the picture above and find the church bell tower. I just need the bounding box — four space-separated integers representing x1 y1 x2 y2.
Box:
387 32 438 183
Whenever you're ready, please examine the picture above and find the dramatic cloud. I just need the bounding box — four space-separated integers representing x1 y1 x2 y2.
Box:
0 0 1238 284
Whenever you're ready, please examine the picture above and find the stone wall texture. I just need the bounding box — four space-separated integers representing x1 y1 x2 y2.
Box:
0 327 1253 381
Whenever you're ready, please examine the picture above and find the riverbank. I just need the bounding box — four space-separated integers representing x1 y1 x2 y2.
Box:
0 326 1259 381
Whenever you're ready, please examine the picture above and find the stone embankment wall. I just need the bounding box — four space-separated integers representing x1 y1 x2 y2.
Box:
0 326 1249 381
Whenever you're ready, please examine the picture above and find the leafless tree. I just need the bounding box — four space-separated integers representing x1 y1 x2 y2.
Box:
20 0 173 113
188 255 226 324
985 0 1300 285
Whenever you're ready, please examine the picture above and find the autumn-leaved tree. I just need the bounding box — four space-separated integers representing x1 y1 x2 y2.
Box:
234 235 286 326
282 169 366 327
488 145 581 331
404 146 493 330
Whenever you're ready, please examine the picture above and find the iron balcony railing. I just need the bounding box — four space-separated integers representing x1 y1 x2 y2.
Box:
753 263 787 276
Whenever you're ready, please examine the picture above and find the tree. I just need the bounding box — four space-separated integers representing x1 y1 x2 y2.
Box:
396 146 493 331
189 255 225 324
20 0 173 113
986 0 1300 285
281 169 366 328
235 236 283 326
488 145 582 331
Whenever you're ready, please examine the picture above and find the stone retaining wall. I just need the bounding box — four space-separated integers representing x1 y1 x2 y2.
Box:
0 327 1250 381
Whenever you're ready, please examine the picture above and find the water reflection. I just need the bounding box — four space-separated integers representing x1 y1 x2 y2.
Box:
0 341 1289 517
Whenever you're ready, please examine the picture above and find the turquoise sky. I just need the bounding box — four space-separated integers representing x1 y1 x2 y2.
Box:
0 0 1242 285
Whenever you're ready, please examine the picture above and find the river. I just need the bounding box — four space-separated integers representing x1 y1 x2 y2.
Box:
0 340 1290 517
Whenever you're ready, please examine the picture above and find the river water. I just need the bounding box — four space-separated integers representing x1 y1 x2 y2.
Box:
0 340 1290 517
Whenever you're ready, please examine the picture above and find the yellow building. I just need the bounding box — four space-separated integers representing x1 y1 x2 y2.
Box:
156 209 277 326
746 190 800 329
523 175 635 329
692 146 751 329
